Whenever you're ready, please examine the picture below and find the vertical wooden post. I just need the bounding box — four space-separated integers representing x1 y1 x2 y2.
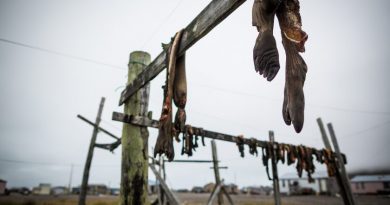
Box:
327 123 356 205
316 118 332 149
269 131 281 205
211 140 224 205
317 118 355 205
316 117 336 196
68 164 73 195
162 160 167 205
79 97 105 205
120 51 151 205
157 156 163 205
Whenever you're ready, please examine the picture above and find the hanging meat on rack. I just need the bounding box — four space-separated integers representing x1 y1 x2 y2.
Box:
276 0 308 133
252 0 281 81
173 52 187 138
154 30 184 161
252 0 308 133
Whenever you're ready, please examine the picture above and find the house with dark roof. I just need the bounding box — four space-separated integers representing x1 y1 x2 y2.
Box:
350 175 390 195
279 171 339 196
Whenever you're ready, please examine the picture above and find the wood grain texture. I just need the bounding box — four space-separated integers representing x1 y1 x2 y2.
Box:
119 0 247 105
112 113 346 161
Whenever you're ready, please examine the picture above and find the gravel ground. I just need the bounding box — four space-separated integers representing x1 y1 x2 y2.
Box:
0 193 389 205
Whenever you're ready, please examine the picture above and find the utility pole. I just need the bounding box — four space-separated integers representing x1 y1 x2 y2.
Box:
79 97 105 205
119 51 151 205
68 164 73 195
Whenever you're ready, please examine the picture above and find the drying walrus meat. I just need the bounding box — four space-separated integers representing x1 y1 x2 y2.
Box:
173 52 187 137
252 0 308 133
252 0 281 81
154 30 184 161
277 0 308 133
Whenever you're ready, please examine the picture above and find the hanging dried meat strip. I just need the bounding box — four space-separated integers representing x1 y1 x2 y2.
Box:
323 148 336 177
249 138 258 156
276 0 308 133
252 0 281 81
262 142 273 180
173 52 187 138
236 135 245 158
154 30 184 161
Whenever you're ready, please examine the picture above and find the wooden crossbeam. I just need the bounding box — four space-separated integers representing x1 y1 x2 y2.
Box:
112 112 347 161
119 0 247 105
165 160 214 163
94 140 121 152
77 114 120 140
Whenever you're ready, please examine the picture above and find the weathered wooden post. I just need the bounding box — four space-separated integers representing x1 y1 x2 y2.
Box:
316 117 338 197
120 51 151 205
316 118 332 149
269 131 281 205
317 118 356 205
327 123 356 205
79 97 105 205
211 140 224 205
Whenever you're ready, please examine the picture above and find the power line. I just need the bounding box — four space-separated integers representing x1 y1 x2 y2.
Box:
0 158 120 167
0 38 126 71
343 121 390 139
140 0 184 50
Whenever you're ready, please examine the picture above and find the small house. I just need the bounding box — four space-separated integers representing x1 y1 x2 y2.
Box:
224 183 239 194
33 183 51 195
279 171 339 196
241 186 270 195
203 183 215 193
0 179 6 195
350 175 390 195
51 186 68 195
87 184 108 195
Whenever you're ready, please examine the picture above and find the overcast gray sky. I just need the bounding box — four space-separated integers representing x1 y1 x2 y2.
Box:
1 0 390 190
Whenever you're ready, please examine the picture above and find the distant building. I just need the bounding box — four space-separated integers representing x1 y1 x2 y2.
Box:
87 184 108 195
0 179 6 195
33 183 51 195
71 187 80 195
110 188 120 195
224 183 239 194
203 183 215 193
51 186 68 195
279 171 339 196
350 175 390 195
191 186 204 193
241 186 271 195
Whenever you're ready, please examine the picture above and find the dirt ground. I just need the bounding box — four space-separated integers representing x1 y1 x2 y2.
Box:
0 193 389 205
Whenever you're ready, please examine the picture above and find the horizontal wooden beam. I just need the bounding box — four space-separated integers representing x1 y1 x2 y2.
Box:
165 160 214 163
77 115 120 140
94 140 121 152
119 0 247 105
112 112 347 162
210 166 228 169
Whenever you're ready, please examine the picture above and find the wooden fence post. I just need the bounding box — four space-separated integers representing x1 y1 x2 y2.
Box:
120 51 151 205
79 97 105 205
269 131 281 205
